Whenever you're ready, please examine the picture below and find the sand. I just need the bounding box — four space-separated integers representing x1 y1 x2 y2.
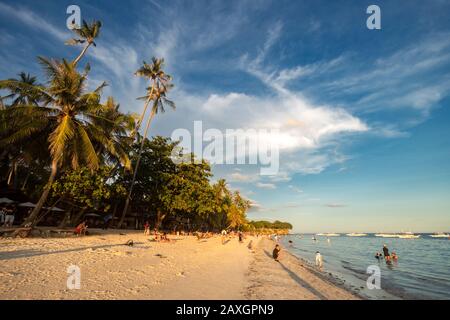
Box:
0 229 359 300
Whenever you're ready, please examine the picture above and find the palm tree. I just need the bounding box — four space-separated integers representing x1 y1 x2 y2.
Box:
89 96 136 168
227 191 250 230
118 58 175 228
0 57 130 226
66 20 102 66
0 72 44 107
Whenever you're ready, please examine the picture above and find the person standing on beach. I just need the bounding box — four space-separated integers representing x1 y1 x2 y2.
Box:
238 231 244 243
315 251 323 269
144 221 150 235
0 207 5 225
4 207 15 227
273 244 281 262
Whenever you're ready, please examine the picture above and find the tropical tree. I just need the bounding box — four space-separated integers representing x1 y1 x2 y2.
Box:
0 72 44 107
119 58 175 227
227 191 250 230
50 166 126 226
66 20 102 66
0 58 130 226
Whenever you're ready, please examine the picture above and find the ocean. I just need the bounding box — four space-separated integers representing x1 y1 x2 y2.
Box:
282 234 450 300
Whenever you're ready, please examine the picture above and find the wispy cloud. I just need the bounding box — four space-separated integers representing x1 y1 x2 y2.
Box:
256 182 277 189
0 3 69 41
325 203 347 208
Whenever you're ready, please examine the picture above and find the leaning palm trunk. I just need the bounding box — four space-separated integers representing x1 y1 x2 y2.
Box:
118 106 156 228
22 160 58 226
73 43 91 66
34 197 62 226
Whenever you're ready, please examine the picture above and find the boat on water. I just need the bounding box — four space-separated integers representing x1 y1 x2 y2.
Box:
429 233 449 238
316 233 340 237
375 233 398 238
397 233 420 239
346 233 367 237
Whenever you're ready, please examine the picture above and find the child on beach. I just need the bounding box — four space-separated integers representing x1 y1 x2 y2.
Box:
273 244 281 262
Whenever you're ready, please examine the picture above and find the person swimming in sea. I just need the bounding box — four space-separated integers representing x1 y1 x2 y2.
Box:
383 244 391 262
391 252 398 262
273 244 281 262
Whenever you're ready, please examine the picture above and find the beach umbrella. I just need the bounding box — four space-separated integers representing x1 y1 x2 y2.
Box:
85 213 101 217
44 206 64 212
0 197 15 204
18 202 37 207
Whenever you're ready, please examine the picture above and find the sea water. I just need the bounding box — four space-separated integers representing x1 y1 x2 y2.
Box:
282 234 450 299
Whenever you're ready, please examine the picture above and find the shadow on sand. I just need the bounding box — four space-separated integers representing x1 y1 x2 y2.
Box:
263 249 328 300
0 242 144 261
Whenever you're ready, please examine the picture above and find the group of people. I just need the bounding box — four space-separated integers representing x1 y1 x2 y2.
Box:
0 206 15 227
375 244 398 263
143 222 173 243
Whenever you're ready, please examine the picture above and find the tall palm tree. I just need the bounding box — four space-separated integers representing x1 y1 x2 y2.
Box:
66 20 102 66
118 58 175 228
0 57 130 226
132 57 172 135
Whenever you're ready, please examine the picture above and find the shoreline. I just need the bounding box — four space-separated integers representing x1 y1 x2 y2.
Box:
0 230 358 300
245 237 359 300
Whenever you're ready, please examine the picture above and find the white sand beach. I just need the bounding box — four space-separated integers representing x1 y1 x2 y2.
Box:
0 230 359 300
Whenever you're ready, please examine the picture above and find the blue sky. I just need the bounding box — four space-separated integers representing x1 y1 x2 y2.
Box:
1 0 449 232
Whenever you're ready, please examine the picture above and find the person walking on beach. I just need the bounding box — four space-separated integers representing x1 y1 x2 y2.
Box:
238 231 244 243
221 229 227 244
383 244 390 262
144 221 150 236
315 251 323 269
273 244 281 262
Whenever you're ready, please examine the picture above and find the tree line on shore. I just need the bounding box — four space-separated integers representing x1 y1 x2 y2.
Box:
0 19 292 233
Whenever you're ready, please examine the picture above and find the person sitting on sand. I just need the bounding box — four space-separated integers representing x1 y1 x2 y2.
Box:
75 221 88 236
273 244 281 262
160 232 172 243
315 251 323 269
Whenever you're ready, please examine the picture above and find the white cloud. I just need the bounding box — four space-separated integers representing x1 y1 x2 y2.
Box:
288 185 303 193
325 203 347 208
228 172 258 183
256 182 276 189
